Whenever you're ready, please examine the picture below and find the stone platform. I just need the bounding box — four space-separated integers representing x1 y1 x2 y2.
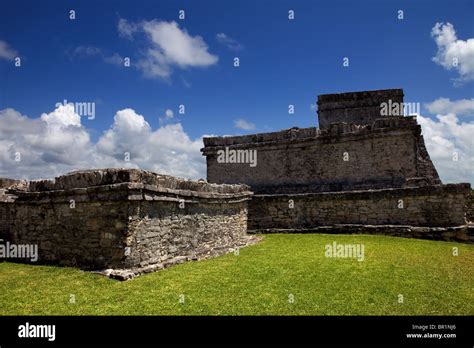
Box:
0 169 257 279
201 89 473 243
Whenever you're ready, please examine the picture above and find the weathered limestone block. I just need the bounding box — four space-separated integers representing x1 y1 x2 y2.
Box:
0 169 256 279
317 89 404 129
202 115 440 193
248 184 472 230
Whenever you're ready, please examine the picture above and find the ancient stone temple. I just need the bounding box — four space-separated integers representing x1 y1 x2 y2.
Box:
0 88 472 279
201 89 473 242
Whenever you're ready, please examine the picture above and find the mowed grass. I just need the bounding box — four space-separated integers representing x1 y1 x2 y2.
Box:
0 234 473 315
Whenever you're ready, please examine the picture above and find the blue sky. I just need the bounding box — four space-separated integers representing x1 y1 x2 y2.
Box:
0 0 473 181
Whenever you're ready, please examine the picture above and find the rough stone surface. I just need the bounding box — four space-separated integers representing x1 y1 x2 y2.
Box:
202 88 472 242
0 169 256 278
248 184 471 229
202 116 441 193
250 225 474 244
95 236 260 281
317 88 404 129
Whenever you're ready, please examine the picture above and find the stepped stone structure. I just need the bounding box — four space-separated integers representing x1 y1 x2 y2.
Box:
0 169 256 279
201 89 473 242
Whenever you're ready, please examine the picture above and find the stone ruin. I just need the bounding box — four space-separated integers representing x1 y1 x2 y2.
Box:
0 88 472 279
201 89 473 242
0 169 257 280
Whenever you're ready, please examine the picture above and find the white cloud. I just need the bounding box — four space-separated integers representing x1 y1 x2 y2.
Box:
181 76 192 88
424 97 474 116
0 40 18 61
76 20 218 80
118 19 218 79
143 21 218 67
158 108 174 124
72 46 124 66
431 22 474 83
234 118 256 131
216 33 242 50
137 49 172 79
117 18 138 40
164 109 174 119
73 46 101 56
0 106 205 180
97 108 205 179
103 53 124 66
0 106 96 179
418 110 474 184
40 104 82 128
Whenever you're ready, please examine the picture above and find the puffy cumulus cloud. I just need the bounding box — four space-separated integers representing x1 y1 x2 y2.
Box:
96 108 151 158
97 108 204 179
118 19 218 79
424 97 474 116
0 106 205 180
0 106 97 179
418 111 474 184
146 123 205 178
431 22 474 83
40 104 82 127
0 40 18 61
234 118 256 131
37 105 92 165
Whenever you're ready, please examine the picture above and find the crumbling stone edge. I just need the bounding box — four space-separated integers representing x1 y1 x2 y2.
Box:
249 224 474 244
93 235 262 281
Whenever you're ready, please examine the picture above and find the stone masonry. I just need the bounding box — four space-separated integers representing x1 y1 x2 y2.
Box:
202 89 473 243
203 116 441 194
317 89 405 129
0 169 257 279
0 88 472 281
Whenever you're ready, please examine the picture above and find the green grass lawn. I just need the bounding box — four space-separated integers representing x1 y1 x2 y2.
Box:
0 234 473 315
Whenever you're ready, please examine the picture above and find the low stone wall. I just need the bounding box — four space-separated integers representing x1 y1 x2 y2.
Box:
248 184 472 235
250 225 474 243
123 189 250 270
0 169 256 279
